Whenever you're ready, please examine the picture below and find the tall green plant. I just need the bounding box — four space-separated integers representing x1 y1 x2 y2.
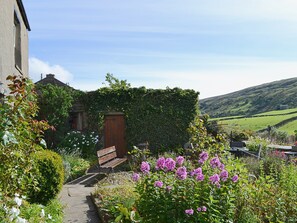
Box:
0 75 50 197
36 84 75 148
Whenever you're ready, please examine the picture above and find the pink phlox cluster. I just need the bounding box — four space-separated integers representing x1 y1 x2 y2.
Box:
176 166 187 180
185 209 194 215
176 156 185 166
232 175 239 183
220 169 229 182
209 173 220 187
164 158 176 171
132 173 140 182
198 151 209 164
154 180 163 188
140 161 150 174
197 206 207 212
210 157 221 169
155 157 166 170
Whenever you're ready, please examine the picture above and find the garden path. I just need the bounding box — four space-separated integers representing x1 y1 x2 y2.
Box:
59 173 104 223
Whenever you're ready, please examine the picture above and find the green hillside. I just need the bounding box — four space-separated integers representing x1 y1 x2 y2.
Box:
216 107 297 134
200 77 297 117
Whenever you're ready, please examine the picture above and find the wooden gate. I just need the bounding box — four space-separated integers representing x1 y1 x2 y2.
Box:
104 112 127 157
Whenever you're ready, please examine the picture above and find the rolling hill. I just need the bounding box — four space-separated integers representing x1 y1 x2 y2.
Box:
200 77 297 118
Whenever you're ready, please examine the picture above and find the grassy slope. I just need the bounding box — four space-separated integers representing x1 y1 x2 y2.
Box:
216 107 297 133
278 120 297 135
200 77 297 117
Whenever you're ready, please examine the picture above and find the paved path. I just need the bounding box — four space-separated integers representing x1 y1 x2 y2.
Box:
59 173 105 223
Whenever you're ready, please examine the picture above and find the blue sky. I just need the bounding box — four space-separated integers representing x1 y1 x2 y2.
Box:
24 0 297 98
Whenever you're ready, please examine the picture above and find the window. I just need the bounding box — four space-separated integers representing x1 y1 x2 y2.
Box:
14 12 22 70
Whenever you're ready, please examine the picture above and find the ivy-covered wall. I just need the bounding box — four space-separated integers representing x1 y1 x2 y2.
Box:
83 87 199 152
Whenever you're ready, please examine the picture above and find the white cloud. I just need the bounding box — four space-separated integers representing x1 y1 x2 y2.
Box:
29 57 73 83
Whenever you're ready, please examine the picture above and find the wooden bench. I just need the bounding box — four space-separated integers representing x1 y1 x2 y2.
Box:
97 146 127 173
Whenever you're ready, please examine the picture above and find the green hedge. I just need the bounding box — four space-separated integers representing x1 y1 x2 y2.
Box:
29 150 64 205
83 87 199 152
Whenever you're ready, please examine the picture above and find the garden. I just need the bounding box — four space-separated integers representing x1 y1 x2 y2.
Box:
91 116 297 223
1 75 297 222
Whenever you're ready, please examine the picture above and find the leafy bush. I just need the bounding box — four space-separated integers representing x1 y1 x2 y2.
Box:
62 154 91 182
94 173 140 222
57 131 99 158
0 75 50 197
238 163 297 222
134 152 247 223
29 150 64 204
0 193 63 222
36 84 76 148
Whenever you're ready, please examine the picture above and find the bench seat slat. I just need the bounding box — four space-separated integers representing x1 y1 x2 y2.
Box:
101 158 127 169
98 152 117 165
97 146 116 157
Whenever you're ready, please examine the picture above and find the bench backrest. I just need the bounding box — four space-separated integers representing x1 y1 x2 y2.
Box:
97 146 117 165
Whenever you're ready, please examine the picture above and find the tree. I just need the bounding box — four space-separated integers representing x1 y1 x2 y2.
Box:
36 84 74 148
104 73 131 90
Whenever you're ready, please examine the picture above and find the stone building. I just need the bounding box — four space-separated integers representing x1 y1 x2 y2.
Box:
0 0 30 96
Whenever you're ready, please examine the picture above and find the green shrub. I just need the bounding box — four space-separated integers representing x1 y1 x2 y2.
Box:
57 131 99 158
62 154 91 182
0 75 50 197
29 150 64 204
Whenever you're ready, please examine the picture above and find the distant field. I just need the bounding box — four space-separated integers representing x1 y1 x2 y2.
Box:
210 116 243 121
253 108 297 116
219 113 297 132
278 120 297 135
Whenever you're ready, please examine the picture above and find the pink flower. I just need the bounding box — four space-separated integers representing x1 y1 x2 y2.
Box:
165 158 176 171
154 181 163 188
210 157 221 168
132 173 140 182
196 173 204 182
176 156 185 166
185 209 194 215
232 175 239 183
176 166 187 180
202 206 207 212
209 174 220 186
140 161 150 174
198 151 209 164
191 167 202 176
155 157 166 170
220 170 228 182
197 207 202 212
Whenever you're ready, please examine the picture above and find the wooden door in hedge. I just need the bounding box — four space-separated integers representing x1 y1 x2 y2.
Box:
104 112 127 157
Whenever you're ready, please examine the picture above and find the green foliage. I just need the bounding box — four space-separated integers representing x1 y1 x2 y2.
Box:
57 131 99 158
62 154 91 182
128 146 151 171
94 173 140 223
36 84 79 148
0 193 63 222
187 115 228 158
135 153 247 223
0 75 50 197
104 73 131 90
29 150 64 205
84 87 198 152
237 162 297 222
246 136 269 153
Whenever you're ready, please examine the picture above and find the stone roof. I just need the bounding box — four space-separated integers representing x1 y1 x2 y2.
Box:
35 74 71 88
